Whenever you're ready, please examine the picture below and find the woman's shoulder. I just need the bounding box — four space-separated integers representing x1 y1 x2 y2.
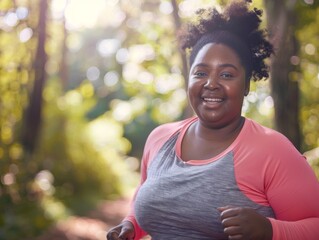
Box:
141 117 197 165
243 118 301 156
244 118 290 142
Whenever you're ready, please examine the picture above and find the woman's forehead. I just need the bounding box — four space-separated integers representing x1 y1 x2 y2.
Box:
192 43 242 67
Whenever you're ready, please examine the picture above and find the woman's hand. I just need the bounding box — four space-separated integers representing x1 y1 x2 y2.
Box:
106 220 135 240
218 206 273 240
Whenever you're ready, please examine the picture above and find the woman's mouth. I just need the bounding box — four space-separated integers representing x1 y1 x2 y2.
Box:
203 97 223 103
202 97 224 108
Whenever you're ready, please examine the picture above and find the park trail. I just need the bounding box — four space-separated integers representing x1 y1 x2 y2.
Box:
37 198 131 240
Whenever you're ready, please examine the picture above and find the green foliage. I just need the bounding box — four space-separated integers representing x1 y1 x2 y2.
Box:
36 80 130 213
0 1 135 237
0 78 134 238
0 197 54 239
304 147 319 180
296 2 319 176
1 1 319 239
0 0 13 10
297 3 319 153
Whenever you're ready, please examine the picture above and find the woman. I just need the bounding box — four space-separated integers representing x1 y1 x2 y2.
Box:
107 1 319 239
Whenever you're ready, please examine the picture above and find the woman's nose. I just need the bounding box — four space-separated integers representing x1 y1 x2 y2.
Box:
204 76 219 89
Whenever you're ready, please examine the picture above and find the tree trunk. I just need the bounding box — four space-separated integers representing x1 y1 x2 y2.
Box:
170 0 194 118
22 0 48 153
263 0 301 150
60 12 69 91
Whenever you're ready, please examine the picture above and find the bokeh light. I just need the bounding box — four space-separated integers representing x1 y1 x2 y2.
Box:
104 71 120 87
155 73 184 94
86 66 100 81
97 39 121 58
159 1 173 15
305 43 316 55
2 173 15 186
19 27 33 42
16 7 29 20
4 12 18 27
64 0 106 29
304 0 314 5
111 100 133 123
116 48 130 64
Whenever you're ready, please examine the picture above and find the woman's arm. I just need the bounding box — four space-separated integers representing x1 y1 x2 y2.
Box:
269 217 319 240
234 122 319 240
265 142 319 240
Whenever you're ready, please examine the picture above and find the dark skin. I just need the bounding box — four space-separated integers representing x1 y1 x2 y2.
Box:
183 43 272 240
106 43 272 240
218 206 273 240
182 43 248 161
106 221 134 240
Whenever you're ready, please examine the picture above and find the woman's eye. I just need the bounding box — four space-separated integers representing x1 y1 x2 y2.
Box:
194 72 207 78
220 72 233 78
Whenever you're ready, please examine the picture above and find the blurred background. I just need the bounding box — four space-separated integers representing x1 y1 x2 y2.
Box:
0 0 318 239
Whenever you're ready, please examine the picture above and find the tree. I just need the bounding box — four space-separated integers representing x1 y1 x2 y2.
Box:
263 0 301 149
170 0 194 118
22 0 49 154
0 1 132 238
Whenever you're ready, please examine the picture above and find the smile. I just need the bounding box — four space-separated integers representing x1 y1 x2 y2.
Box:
203 98 223 102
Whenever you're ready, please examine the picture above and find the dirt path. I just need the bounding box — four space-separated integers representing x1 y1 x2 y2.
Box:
37 198 131 240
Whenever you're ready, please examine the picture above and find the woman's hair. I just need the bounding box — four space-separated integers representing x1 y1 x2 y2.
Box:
178 0 273 81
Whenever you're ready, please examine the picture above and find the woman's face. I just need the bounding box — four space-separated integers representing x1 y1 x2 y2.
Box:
188 43 249 128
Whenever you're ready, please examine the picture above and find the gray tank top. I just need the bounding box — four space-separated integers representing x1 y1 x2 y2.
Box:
135 133 275 240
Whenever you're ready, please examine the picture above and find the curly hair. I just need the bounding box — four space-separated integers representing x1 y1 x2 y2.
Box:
178 0 273 81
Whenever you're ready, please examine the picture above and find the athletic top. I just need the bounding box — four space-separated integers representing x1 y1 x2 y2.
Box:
134 132 275 239
124 117 319 240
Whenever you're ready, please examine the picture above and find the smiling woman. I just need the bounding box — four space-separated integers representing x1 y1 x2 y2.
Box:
106 1 319 240
187 43 247 131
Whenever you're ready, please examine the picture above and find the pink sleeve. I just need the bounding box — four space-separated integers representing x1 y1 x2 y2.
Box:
269 217 319 240
264 139 319 239
235 121 319 240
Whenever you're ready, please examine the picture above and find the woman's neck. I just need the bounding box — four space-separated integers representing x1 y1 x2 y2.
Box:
181 116 245 161
195 116 245 143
